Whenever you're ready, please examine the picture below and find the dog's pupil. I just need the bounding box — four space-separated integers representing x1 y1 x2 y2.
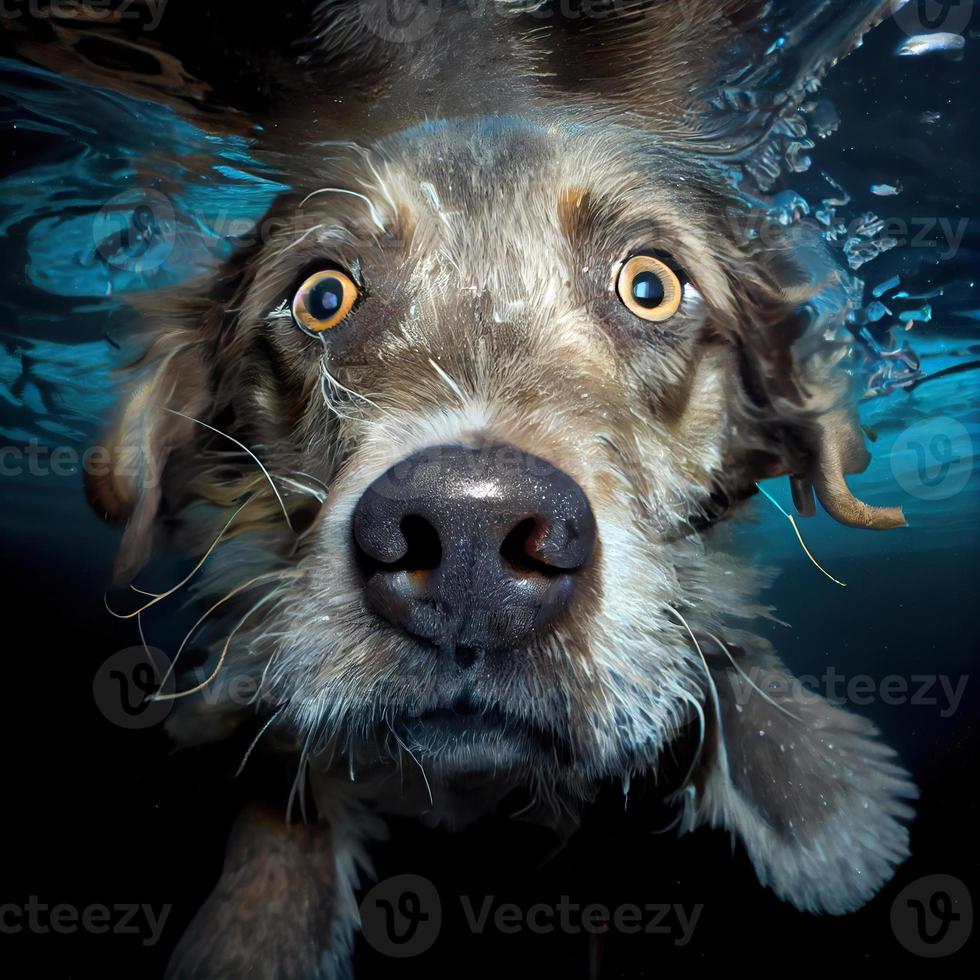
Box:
309 278 343 319
631 271 665 308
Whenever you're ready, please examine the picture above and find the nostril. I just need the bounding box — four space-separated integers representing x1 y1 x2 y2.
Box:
399 515 442 571
352 444 595 653
500 518 569 578
356 514 442 575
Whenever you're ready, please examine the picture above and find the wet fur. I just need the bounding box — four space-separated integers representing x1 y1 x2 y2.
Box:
47 2 918 975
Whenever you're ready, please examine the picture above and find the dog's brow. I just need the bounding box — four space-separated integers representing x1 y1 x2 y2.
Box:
557 187 683 263
557 187 596 246
299 188 386 231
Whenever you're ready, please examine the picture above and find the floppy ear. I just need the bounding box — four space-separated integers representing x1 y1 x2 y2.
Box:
723 224 907 531
85 329 210 582
677 641 916 914
795 405 906 530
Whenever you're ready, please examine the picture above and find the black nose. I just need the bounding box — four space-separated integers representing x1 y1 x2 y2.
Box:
352 444 596 664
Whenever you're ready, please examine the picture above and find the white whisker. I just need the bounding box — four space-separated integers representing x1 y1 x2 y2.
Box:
165 409 294 533
427 357 468 407
705 630 804 723
298 187 386 231
667 605 730 784
384 708 434 808
235 703 288 778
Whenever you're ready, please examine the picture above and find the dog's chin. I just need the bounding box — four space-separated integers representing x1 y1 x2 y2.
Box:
391 704 556 777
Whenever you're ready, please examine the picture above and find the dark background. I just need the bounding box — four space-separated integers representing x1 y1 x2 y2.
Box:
2 7 979 977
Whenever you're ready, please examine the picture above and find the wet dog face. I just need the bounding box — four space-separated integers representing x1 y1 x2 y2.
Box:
254 119 743 787
45 1 919 930
76 3 916 919
88 115 890 800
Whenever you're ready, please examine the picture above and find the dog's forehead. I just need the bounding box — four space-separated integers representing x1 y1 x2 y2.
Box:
344 117 736 308
282 118 736 322
380 117 691 225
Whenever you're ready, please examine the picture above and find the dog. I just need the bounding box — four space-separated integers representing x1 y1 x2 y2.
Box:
12 1 915 975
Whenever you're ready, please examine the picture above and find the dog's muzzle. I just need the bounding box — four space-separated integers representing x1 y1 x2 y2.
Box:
352 443 596 665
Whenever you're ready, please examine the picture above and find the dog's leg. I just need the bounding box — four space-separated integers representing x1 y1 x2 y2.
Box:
678 642 917 914
165 802 374 980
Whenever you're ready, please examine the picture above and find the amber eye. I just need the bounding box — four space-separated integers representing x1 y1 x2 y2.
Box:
615 255 684 322
291 269 358 334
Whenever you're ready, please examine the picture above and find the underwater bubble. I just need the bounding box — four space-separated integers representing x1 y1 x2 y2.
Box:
872 275 902 298
785 140 814 174
866 301 892 323
768 191 811 225
844 214 899 270
896 286 947 301
821 173 851 209
897 33 967 58
900 304 933 324
804 99 842 139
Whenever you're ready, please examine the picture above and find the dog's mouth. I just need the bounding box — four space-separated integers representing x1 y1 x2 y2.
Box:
390 695 561 769
403 703 511 738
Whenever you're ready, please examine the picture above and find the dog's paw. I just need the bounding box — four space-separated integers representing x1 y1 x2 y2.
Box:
678 646 917 914
165 805 345 980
